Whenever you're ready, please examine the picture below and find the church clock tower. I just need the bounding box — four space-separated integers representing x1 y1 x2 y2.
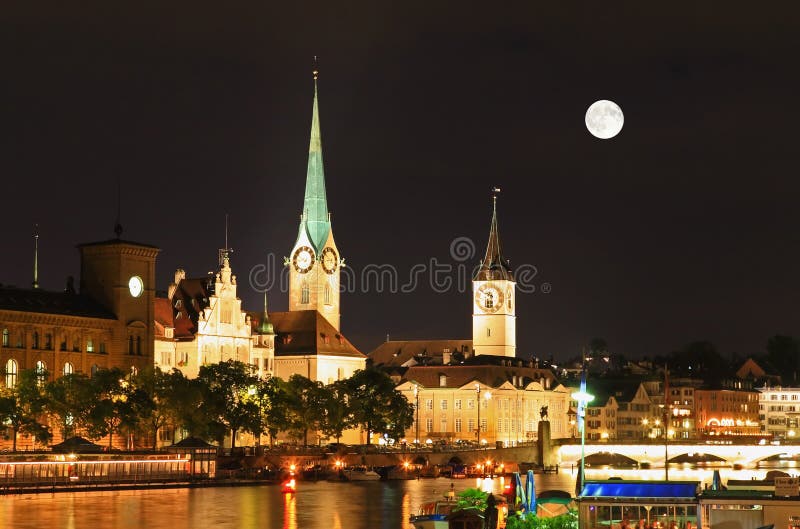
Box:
472 191 516 357
288 66 342 330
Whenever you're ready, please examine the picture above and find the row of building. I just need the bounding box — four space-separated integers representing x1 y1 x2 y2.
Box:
2 71 798 450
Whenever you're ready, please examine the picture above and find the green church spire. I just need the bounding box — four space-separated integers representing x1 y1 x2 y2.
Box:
257 291 275 335
299 63 331 252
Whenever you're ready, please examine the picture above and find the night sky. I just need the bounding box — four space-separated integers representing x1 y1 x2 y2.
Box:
2 3 799 360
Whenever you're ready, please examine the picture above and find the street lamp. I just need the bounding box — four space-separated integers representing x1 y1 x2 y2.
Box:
413 384 420 448
660 404 670 480
571 385 594 498
476 384 482 445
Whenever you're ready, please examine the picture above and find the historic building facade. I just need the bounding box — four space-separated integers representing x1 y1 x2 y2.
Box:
371 194 571 445
0 237 159 450
758 386 800 439
472 194 516 358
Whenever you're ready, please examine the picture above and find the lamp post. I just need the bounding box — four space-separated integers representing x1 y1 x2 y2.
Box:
413 384 420 448
571 386 594 498
476 384 481 445
661 404 670 481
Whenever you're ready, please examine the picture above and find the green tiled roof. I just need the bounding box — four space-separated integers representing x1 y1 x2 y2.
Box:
299 79 331 252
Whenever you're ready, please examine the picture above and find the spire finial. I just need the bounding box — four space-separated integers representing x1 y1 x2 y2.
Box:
219 213 233 266
313 56 319 81
263 290 268 313
33 224 39 289
492 186 501 210
114 176 123 238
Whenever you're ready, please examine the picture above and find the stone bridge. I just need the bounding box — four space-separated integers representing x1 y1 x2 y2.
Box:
557 441 800 467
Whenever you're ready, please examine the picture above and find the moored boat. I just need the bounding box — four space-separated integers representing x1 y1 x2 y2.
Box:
409 498 457 529
342 466 381 481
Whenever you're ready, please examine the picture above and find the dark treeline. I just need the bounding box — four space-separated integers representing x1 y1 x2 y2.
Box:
0 360 414 452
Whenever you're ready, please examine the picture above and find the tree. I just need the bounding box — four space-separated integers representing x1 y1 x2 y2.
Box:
0 369 52 451
345 368 414 444
283 374 326 446
766 335 800 385
165 370 214 441
85 368 140 450
131 367 174 450
44 372 93 440
260 376 290 447
319 379 351 444
197 360 261 449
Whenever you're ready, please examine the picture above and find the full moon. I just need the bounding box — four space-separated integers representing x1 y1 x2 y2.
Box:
585 100 624 139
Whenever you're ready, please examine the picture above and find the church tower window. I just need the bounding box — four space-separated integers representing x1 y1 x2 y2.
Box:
301 283 310 304
324 283 331 305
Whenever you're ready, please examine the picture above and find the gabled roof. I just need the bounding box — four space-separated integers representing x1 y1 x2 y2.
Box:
0 286 116 319
585 379 644 407
162 276 215 338
247 309 364 359
402 364 559 390
369 339 473 367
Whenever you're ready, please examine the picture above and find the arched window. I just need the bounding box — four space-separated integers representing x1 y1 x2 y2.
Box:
128 336 134 355
130 365 138 377
35 360 47 384
63 362 74 376
136 336 142 355
1 328 8 347
324 283 331 305
86 339 94 353
5 358 18 387
32 332 40 349
301 282 310 304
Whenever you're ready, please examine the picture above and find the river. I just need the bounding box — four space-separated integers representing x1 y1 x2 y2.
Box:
0 465 791 529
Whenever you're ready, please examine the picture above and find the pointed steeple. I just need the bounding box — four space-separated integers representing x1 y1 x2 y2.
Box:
257 291 275 335
473 189 514 281
299 61 331 252
33 224 39 289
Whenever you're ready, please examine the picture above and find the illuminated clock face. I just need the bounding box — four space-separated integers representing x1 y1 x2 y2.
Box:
475 283 503 313
128 276 144 298
322 247 338 274
292 246 315 274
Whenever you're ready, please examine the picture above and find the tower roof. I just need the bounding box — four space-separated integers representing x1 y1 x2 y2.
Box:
298 67 331 252
473 193 513 281
256 291 275 335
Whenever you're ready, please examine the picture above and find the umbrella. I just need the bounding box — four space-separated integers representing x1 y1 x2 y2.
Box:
513 472 527 512
710 470 722 491
526 469 536 515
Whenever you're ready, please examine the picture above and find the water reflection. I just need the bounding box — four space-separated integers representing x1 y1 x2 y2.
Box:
0 466 794 529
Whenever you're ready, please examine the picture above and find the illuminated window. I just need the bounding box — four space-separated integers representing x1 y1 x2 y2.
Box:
44 334 52 350
439 374 447 387
301 283 309 304
441 400 448 410
455 418 462 433
63 362 73 376
87 339 94 353
324 283 331 305
455 399 462 410
5 358 18 387
426 418 432 432
35 360 46 384
1 328 8 347
425 399 433 410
